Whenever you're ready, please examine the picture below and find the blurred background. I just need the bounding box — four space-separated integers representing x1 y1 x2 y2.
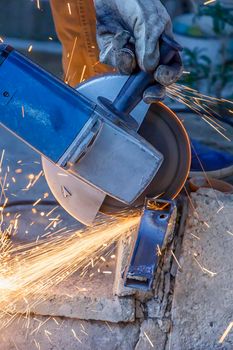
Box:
0 0 233 162
0 0 62 76
0 0 232 99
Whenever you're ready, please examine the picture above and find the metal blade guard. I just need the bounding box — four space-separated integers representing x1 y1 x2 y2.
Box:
0 44 163 204
124 199 177 291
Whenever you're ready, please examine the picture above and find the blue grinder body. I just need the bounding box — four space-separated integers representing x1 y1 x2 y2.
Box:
0 45 95 163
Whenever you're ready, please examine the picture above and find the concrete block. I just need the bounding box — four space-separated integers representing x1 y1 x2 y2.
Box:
0 315 140 350
113 232 137 297
170 189 233 350
135 300 145 319
18 292 135 323
135 319 167 350
147 298 161 319
9 250 135 323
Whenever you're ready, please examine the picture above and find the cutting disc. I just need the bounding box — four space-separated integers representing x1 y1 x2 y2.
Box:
101 102 191 214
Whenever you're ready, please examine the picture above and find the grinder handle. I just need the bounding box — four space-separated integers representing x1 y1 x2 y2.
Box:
112 34 183 115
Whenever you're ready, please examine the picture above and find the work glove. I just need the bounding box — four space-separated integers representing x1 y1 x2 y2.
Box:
94 0 183 103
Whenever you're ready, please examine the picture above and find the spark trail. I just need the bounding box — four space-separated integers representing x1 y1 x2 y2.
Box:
167 83 233 141
0 211 139 328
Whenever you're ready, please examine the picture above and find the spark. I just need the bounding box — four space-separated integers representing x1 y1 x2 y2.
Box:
204 222 210 228
80 65 87 82
44 329 52 343
28 45 33 53
29 170 43 189
190 233 200 240
33 198 42 207
80 329 88 336
92 60 100 68
144 332 154 348
0 149 5 173
204 0 216 4
64 36 78 84
156 244 162 256
67 3 72 15
201 116 231 142
171 250 182 270
52 317 59 325
12 339 20 350
217 206 224 214
21 106 25 118
105 321 112 332
219 322 233 343
193 256 217 277
36 0 40 10
71 329 82 343
33 339 40 349
25 174 35 190
203 113 226 131
46 206 59 217
183 186 199 217
167 84 232 142
13 218 18 230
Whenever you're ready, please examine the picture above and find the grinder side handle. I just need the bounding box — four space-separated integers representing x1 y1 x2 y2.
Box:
112 34 183 115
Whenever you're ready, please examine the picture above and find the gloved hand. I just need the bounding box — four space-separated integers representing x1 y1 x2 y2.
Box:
94 0 183 102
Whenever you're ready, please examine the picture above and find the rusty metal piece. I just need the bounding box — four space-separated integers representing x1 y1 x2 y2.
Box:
124 198 177 291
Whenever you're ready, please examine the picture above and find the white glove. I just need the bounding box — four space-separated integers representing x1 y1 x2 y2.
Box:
94 0 183 101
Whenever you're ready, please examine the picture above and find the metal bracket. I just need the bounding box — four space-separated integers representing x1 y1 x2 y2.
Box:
124 198 176 291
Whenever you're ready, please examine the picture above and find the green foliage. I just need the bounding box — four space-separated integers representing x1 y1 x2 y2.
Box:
180 47 212 89
212 62 233 86
197 3 233 36
181 4 233 97
180 46 233 97
211 61 233 97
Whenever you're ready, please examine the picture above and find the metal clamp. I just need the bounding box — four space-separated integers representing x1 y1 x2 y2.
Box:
124 198 176 291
